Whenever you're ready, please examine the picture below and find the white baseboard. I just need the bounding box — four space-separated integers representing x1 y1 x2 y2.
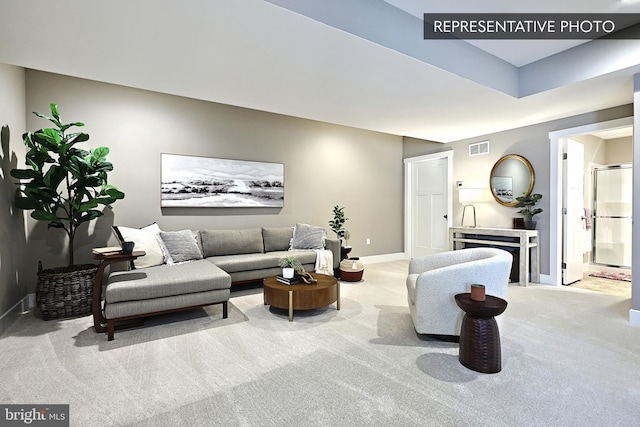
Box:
358 253 407 264
629 308 640 328
0 293 34 336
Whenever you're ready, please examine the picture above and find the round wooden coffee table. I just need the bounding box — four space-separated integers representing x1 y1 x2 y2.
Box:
263 273 340 321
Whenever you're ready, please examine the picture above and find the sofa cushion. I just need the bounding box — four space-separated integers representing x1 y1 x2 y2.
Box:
200 228 264 257
105 288 229 320
112 223 164 269
158 229 203 264
208 253 280 273
262 227 293 252
208 250 318 274
106 259 230 303
290 223 326 250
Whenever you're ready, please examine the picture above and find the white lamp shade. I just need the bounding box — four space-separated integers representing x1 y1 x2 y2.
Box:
458 188 484 205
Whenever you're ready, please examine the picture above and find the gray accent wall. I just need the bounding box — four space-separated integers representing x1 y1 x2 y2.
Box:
403 104 633 277
0 64 27 333
22 70 404 287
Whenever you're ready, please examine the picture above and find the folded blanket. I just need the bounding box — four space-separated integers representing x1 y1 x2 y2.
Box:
314 249 334 276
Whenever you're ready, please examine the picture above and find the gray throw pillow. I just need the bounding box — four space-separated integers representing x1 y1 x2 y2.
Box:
159 230 203 264
290 223 326 250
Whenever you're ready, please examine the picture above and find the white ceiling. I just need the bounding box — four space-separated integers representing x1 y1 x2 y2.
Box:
591 126 634 139
1 0 640 143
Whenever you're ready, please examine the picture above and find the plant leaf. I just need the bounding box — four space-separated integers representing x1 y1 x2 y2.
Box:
31 210 59 221
78 200 99 212
60 122 85 132
14 195 40 210
91 147 109 162
50 103 60 121
78 210 103 224
10 169 37 179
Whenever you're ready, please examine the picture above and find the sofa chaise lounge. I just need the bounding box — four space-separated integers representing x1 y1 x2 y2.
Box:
96 224 339 340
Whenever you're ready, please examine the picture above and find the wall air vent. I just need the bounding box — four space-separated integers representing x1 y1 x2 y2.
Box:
469 140 490 156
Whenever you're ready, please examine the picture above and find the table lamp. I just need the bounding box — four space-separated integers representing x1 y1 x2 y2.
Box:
459 188 484 227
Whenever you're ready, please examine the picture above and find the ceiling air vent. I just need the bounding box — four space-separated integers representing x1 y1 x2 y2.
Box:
469 140 490 156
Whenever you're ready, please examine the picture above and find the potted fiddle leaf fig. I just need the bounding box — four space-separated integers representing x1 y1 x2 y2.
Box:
328 205 349 242
10 103 125 319
329 205 352 260
515 193 543 230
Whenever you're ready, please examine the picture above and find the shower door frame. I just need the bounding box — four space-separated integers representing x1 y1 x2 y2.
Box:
592 163 633 269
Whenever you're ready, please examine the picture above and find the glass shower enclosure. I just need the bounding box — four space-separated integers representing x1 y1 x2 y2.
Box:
592 164 632 268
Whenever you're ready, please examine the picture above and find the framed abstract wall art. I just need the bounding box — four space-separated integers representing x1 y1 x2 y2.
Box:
161 153 284 207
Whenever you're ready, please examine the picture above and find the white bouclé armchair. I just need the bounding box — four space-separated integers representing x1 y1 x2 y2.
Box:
406 247 513 336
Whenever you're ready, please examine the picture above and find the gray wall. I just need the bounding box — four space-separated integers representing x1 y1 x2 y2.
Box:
0 64 27 331
21 70 404 289
403 104 633 276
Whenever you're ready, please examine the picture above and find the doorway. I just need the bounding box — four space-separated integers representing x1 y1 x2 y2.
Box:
549 117 634 286
404 151 453 259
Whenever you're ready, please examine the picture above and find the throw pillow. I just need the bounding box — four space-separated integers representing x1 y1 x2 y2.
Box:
290 223 326 250
158 230 203 264
112 223 165 269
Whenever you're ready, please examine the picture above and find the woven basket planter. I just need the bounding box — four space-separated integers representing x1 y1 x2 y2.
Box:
339 258 364 282
36 263 98 320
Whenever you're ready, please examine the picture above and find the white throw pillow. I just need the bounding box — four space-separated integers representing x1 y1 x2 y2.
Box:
112 223 165 268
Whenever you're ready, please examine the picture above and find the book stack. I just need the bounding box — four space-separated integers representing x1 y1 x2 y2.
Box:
276 275 303 285
92 246 123 256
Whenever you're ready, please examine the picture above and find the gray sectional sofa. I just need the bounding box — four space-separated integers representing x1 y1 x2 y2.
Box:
99 225 340 340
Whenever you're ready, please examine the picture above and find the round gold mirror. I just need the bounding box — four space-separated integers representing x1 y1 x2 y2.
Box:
489 154 535 207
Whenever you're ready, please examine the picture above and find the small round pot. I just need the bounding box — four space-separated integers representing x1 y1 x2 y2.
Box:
524 220 537 230
282 268 295 279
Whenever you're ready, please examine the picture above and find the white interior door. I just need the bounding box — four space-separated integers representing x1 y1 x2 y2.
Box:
563 139 585 285
409 157 449 258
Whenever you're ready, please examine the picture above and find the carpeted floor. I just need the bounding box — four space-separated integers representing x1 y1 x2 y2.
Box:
1 260 639 426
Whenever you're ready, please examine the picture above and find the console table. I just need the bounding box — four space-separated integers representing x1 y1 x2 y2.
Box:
449 227 539 287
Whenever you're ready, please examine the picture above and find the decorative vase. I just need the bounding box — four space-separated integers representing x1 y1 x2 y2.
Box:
282 268 295 279
512 218 525 229
524 220 537 230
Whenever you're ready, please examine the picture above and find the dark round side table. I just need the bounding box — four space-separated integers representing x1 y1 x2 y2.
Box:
455 293 508 374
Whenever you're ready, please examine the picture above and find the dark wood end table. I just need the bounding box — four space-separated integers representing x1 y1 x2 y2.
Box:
263 273 340 321
455 293 508 374
92 250 146 333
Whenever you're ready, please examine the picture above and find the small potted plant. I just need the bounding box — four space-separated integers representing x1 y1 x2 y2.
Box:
515 193 543 229
329 205 348 241
279 256 302 279
329 205 351 259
